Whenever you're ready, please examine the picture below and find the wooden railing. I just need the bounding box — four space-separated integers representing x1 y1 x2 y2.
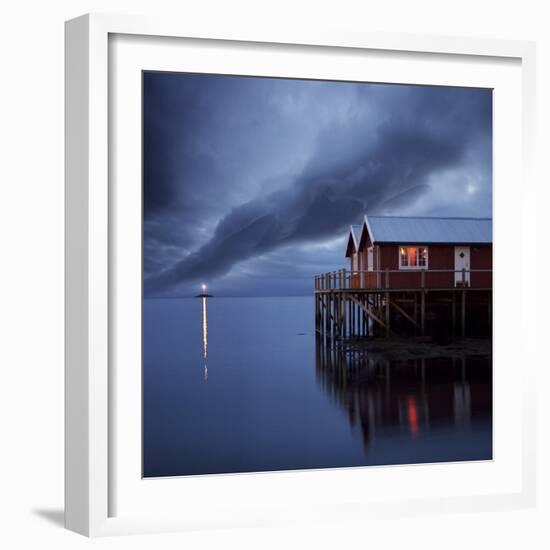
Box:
314 268 492 290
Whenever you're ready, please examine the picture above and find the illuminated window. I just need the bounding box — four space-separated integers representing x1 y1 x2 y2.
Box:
399 246 428 269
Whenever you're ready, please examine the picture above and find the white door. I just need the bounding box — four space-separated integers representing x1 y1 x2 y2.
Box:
454 246 471 287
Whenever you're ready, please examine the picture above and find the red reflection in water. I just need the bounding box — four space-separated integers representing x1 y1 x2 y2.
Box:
407 396 419 435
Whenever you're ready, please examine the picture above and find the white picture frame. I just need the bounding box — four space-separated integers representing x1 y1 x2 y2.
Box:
65 13 537 537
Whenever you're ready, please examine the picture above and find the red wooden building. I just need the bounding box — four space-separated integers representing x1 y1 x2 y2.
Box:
345 215 492 290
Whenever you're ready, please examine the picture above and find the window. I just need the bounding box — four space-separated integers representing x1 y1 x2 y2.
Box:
399 246 428 269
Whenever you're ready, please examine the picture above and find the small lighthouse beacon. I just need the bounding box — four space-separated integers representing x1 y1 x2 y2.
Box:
195 283 212 298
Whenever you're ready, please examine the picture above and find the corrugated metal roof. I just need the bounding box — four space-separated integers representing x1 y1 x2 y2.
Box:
366 216 492 244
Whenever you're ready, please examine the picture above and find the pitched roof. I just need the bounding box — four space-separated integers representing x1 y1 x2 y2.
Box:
364 215 492 244
350 224 361 247
345 225 361 257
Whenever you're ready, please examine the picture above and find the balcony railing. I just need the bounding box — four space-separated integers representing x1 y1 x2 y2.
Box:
314 268 492 291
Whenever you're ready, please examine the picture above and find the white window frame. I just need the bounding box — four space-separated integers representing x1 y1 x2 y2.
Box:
398 245 429 270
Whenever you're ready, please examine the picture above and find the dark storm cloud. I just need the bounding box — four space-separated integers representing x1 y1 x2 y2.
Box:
143 74 492 296
142 72 340 276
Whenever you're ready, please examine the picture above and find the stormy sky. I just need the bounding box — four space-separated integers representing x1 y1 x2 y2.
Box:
143 72 492 297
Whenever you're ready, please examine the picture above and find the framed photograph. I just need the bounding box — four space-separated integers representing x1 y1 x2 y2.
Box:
65 13 537 536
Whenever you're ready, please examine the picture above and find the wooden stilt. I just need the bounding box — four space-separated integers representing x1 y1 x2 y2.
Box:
390 299 419 328
370 296 374 337
349 294 388 331
358 297 361 337
359 294 369 336
385 292 390 337
314 271 489 342
324 295 330 341
342 293 347 339
335 292 340 339
315 296 321 335
488 292 492 332
420 291 426 336
358 297 361 336
452 291 456 335
333 294 337 340
343 296 346 339
340 295 343 339
348 300 355 338
352 297 356 337
413 293 418 336
461 290 466 337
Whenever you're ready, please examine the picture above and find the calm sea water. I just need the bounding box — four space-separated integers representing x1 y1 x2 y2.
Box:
143 296 492 477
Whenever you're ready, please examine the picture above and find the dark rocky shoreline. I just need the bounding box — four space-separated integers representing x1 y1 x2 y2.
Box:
335 337 491 361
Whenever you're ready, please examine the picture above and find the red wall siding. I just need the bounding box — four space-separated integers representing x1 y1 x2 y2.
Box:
425 246 454 288
350 252 360 288
470 245 492 288
376 244 492 289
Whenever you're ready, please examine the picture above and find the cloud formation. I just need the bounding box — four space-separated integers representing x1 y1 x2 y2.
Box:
143 74 492 297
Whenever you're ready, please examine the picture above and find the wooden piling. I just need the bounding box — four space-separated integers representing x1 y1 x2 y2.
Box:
315 296 321 335
488 292 492 331
386 292 391 337
350 301 357 337
452 291 456 335
420 291 426 336
313 267 490 341
413 293 418 336
324 295 330 341
342 294 347 339
461 290 466 337
365 295 369 337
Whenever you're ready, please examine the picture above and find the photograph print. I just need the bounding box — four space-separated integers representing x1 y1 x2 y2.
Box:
142 71 493 478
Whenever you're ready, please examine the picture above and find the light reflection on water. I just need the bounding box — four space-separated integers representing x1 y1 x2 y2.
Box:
315 342 490 455
202 296 208 381
143 296 492 477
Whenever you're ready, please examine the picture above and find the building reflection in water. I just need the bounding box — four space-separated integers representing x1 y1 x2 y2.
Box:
315 338 491 451
202 296 208 381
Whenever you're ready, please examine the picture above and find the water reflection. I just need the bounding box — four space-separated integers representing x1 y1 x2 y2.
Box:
202 296 208 381
315 341 491 452
144 297 492 476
